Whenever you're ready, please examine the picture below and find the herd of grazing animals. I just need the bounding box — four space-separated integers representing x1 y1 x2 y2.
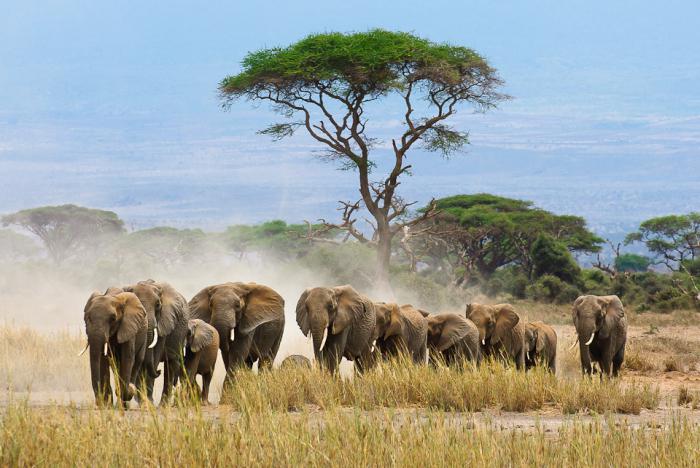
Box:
80 281 628 407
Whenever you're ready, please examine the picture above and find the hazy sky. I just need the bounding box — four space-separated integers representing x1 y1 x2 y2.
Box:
1 0 698 233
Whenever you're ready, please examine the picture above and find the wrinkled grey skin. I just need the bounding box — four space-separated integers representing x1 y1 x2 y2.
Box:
184 319 219 404
372 303 428 364
189 282 285 376
466 303 526 370
124 280 189 404
572 295 627 377
296 285 376 373
524 321 557 373
425 313 481 367
82 289 148 408
280 354 312 369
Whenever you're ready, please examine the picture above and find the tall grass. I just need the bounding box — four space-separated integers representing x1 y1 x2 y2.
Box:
0 324 89 392
221 357 659 415
0 402 697 466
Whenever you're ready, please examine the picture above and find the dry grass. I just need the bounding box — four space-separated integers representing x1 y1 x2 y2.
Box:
219 357 659 415
0 402 698 467
0 324 90 392
626 335 700 374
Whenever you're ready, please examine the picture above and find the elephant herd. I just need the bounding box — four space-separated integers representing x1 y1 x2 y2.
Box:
80 280 628 408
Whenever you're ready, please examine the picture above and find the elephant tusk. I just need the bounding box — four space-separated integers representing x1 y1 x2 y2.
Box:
78 341 89 356
481 339 486 346
230 329 235 342
319 328 328 350
103 342 109 356
370 339 376 353
584 332 595 346
526 351 530 361
569 337 579 350
148 328 158 349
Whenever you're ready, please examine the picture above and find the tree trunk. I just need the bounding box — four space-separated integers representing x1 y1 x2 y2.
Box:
375 222 392 293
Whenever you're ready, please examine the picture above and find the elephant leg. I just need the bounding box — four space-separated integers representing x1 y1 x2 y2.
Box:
162 347 183 400
117 342 136 408
515 348 525 371
324 329 349 374
612 345 625 377
228 333 254 371
201 372 213 404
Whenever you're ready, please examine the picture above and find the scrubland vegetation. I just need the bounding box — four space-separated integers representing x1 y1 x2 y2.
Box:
3 401 700 466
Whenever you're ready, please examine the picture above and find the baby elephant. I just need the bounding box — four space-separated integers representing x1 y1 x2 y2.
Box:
184 319 219 404
280 354 312 369
524 321 557 373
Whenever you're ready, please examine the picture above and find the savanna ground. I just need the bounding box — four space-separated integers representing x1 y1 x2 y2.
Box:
2 302 700 465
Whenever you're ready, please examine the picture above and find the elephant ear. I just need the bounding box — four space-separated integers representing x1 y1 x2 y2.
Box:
190 321 215 353
491 304 519 345
436 314 472 352
209 286 239 333
188 287 213 323
598 295 624 318
236 283 284 335
156 283 183 337
535 328 546 353
115 292 147 344
295 288 311 337
383 304 403 340
331 285 363 335
417 309 430 318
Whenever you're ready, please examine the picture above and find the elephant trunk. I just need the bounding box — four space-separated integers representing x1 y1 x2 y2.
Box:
88 334 106 402
577 325 595 375
310 320 329 362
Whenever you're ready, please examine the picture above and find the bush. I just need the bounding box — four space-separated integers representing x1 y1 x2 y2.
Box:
483 267 529 299
526 275 579 303
531 235 582 284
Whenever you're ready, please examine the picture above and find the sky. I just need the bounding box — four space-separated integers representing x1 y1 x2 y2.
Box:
1 0 699 236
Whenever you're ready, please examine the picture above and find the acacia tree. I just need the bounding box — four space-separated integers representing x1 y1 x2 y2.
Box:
2 204 124 264
219 30 506 286
625 213 700 271
410 194 601 283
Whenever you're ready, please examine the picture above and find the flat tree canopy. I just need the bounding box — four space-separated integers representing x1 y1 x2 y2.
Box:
219 30 506 285
413 194 602 281
2 204 124 264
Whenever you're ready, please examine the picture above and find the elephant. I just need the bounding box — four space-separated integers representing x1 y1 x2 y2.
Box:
123 280 189 403
572 295 627 377
425 312 481 366
189 282 285 375
295 285 375 373
465 302 526 369
524 321 557 372
372 302 428 364
80 288 148 407
183 319 219 404
279 354 312 369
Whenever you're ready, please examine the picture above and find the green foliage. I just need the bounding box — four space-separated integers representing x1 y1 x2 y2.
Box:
220 29 492 98
526 275 581 304
615 253 652 273
483 267 529 299
581 268 612 296
626 213 700 270
417 194 602 283
225 220 334 261
1 204 125 264
531 235 582 284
